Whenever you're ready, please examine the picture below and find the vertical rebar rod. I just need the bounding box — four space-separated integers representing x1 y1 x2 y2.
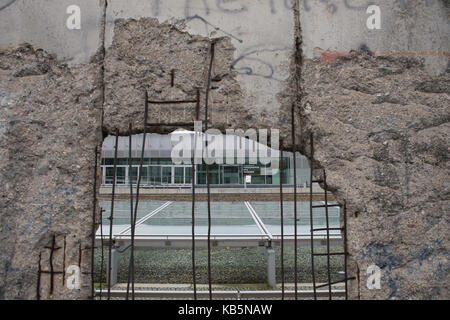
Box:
323 170 332 300
130 90 148 300
90 146 98 299
309 133 317 299
36 253 41 300
99 209 105 300
195 89 200 121
205 41 215 131
130 91 149 299
107 131 119 300
191 92 200 300
191 143 197 300
62 236 66 287
205 41 215 300
291 104 298 300
205 161 212 300
343 202 348 300
49 235 55 295
126 123 134 300
279 139 285 300
78 243 82 268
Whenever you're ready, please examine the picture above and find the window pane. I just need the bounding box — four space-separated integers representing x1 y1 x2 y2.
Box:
174 167 184 184
116 167 126 184
185 167 192 184
223 166 239 184
162 167 172 184
129 167 138 184
149 166 161 185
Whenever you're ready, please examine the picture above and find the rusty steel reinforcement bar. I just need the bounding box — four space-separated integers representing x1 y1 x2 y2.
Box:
36 235 64 298
312 204 340 208
344 203 349 300
279 137 285 300
90 146 98 299
147 99 198 104
313 252 346 256
291 103 298 300
126 123 134 300
107 131 119 300
191 91 201 300
49 235 56 295
36 253 41 300
128 92 150 300
323 171 332 300
99 209 105 300
310 202 357 299
205 40 215 300
195 89 200 121
315 276 355 290
146 122 196 127
309 133 317 300
191 148 197 300
62 236 66 288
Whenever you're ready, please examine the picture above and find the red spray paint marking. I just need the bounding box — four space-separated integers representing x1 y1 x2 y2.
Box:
321 51 450 63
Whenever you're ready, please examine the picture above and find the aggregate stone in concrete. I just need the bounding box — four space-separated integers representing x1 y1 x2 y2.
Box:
299 52 450 299
0 44 103 299
0 0 449 301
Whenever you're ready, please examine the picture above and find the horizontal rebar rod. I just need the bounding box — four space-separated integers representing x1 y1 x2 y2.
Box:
147 100 197 104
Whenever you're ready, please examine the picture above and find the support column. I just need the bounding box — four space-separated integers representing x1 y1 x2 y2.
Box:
266 247 276 288
107 248 120 287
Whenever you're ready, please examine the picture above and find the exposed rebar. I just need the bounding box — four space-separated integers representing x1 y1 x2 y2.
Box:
90 147 98 299
205 41 215 300
291 103 298 300
129 92 150 300
309 133 317 300
126 123 134 300
107 131 119 299
279 138 285 300
323 171 332 300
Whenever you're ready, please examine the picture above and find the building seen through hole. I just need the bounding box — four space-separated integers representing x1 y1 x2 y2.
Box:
95 131 345 299
100 130 311 188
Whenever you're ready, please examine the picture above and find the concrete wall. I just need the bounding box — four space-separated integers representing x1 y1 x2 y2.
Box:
0 0 103 64
300 0 450 74
0 0 449 299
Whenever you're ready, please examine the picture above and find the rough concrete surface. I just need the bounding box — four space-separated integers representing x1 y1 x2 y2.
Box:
102 16 295 140
0 0 449 300
299 52 449 299
0 44 103 299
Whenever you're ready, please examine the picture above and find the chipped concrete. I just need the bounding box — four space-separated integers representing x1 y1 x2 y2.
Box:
0 0 449 300
0 0 103 65
0 44 103 299
299 52 449 299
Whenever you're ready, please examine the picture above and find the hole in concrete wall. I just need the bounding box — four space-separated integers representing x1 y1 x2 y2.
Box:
93 130 346 298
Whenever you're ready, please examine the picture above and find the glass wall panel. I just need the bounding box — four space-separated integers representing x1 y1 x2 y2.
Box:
222 166 240 184
140 166 150 185
149 166 161 185
116 167 126 184
129 167 138 184
174 167 184 184
162 167 172 184
185 167 192 184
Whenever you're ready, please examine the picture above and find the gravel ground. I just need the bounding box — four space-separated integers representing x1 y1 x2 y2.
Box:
94 245 344 285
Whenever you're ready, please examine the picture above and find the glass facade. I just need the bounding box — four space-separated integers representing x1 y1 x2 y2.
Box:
101 156 304 187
